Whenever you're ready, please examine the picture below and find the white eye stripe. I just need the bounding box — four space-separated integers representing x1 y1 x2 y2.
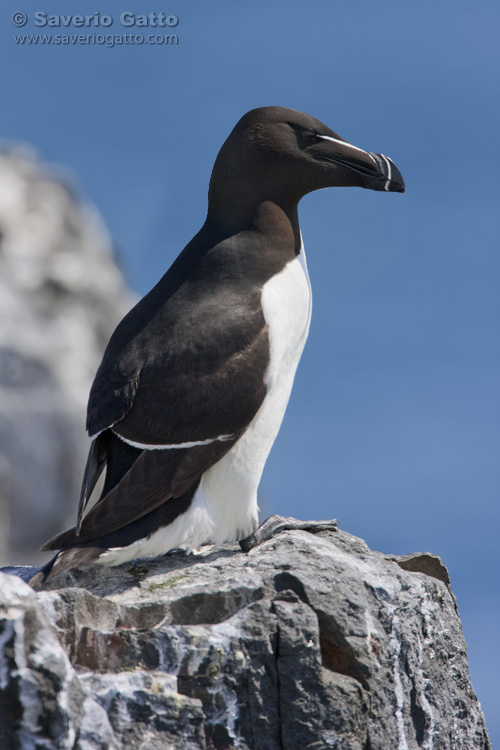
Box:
112 430 234 451
317 134 378 167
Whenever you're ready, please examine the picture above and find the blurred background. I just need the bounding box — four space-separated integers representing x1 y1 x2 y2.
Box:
0 0 498 743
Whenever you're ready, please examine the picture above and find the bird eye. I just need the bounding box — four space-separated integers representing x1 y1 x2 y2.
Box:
303 130 319 145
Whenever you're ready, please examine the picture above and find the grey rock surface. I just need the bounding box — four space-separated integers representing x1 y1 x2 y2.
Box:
0 149 135 565
0 527 491 749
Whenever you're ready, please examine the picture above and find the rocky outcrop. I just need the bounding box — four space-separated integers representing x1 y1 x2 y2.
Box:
0 526 491 749
0 149 135 565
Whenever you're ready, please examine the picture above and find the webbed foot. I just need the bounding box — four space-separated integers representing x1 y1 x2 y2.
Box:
240 515 339 552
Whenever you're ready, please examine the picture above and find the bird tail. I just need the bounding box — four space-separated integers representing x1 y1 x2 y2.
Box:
29 546 102 587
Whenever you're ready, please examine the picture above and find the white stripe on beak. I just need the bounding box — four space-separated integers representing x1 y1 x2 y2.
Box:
380 154 392 191
317 134 378 168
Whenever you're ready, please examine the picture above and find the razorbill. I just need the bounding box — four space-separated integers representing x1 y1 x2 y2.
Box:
31 106 405 585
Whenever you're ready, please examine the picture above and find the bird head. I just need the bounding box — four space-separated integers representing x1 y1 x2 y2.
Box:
206 106 405 233
209 106 404 210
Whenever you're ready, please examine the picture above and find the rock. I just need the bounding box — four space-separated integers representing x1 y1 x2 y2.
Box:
0 148 135 565
0 527 491 749
0 570 89 750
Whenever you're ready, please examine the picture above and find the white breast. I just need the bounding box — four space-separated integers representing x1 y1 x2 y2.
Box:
98 241 312 565
193 238 313 544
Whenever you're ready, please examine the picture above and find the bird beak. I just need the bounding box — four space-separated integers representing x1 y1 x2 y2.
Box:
316 134 406 193
366 153 406 193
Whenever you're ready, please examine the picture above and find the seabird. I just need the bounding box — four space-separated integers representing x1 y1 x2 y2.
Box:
31 106 405 585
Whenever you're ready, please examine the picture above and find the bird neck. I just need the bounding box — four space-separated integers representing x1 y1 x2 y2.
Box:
205 197 302 256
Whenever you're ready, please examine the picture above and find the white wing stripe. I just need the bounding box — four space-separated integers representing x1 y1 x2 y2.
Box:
112 429 234 451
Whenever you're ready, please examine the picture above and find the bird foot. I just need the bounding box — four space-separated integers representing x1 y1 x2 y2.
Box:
239 515 339 552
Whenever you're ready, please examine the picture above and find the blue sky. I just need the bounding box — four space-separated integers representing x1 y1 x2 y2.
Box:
1 0 499 741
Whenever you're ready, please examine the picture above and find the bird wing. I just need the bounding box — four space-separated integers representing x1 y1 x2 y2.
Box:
86 280 269 446
43 435 242 548
46 284 271 548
